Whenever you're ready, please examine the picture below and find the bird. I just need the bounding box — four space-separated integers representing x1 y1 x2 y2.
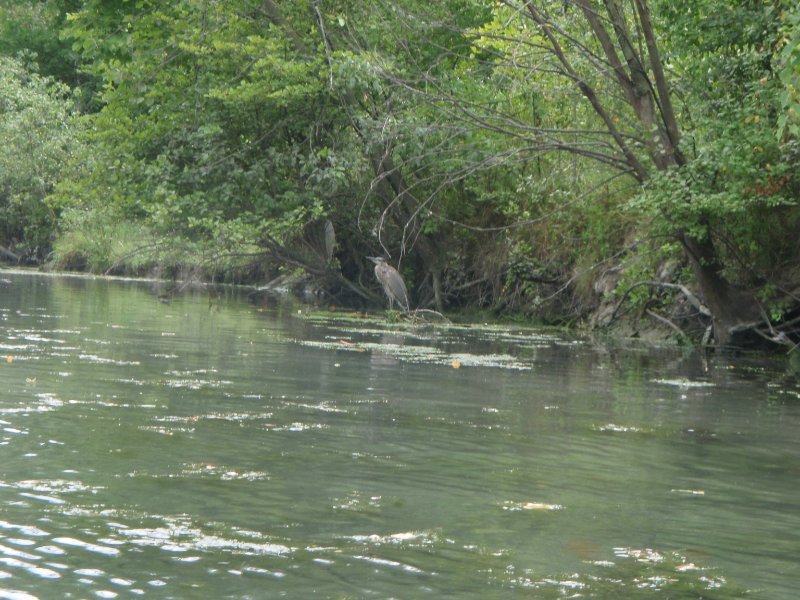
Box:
367 256 410 312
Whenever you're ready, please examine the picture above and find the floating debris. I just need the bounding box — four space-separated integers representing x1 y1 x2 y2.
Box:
613 547 664 563
176 464 269 481
670 489 705 496
263 422 328 433
502 501 563 511
596 423 644 433
651 378 715 388
163 378 232 390
337 339 365 352
296 340 531 370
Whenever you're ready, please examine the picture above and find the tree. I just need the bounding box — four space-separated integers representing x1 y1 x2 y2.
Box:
55 0 499 306
54 1 369 283
0 0 84 85
776 3 800 139
311 0 497 310
15 0 797 338
370 0 799 345
0 55 81 260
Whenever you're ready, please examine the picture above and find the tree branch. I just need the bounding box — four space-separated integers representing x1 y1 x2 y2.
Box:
520 2 649 181
646 308 688 339
633 0 683 164
609 280 712 324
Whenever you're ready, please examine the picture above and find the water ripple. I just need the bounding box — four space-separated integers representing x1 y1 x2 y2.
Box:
0 589 39 600
51 538 120 557
351 554 426 574
77 355 141 367
111 518 292 557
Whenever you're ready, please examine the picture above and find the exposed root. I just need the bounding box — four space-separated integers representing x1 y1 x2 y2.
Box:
609 281 711 325
611 280 800 351
645 308 688 340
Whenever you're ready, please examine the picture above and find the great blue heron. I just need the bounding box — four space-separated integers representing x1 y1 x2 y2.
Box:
367 256 410 312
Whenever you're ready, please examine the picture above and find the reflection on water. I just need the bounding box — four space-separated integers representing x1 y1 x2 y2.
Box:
0 271 798 598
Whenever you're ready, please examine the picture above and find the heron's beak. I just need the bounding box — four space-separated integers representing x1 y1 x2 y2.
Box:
366 256 380 264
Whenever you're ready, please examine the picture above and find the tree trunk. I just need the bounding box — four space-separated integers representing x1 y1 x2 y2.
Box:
545 0 757 346
678 231 760 346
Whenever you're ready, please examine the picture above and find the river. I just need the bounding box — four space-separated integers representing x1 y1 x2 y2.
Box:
0 271 797 598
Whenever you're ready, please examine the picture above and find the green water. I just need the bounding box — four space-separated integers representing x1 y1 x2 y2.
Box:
0 271 798 598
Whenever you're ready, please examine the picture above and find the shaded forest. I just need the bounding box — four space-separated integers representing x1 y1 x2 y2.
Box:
1 0 799 349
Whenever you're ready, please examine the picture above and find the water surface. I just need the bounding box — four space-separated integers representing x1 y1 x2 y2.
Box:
0 271 798 598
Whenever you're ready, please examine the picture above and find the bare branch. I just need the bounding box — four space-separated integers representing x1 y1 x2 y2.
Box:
646 308 688 339
609 280 712 324
520 3 649 180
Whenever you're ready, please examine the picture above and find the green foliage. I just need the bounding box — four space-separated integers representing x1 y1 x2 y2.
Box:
778 5 800 139
54 0 364 266
623 0 800 289
0 55 81 259
0 0 82 83
52 207 157 273
0 0 798 327
52 205 259 280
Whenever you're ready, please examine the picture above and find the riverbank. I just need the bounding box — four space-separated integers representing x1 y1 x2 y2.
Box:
6 261 794 356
